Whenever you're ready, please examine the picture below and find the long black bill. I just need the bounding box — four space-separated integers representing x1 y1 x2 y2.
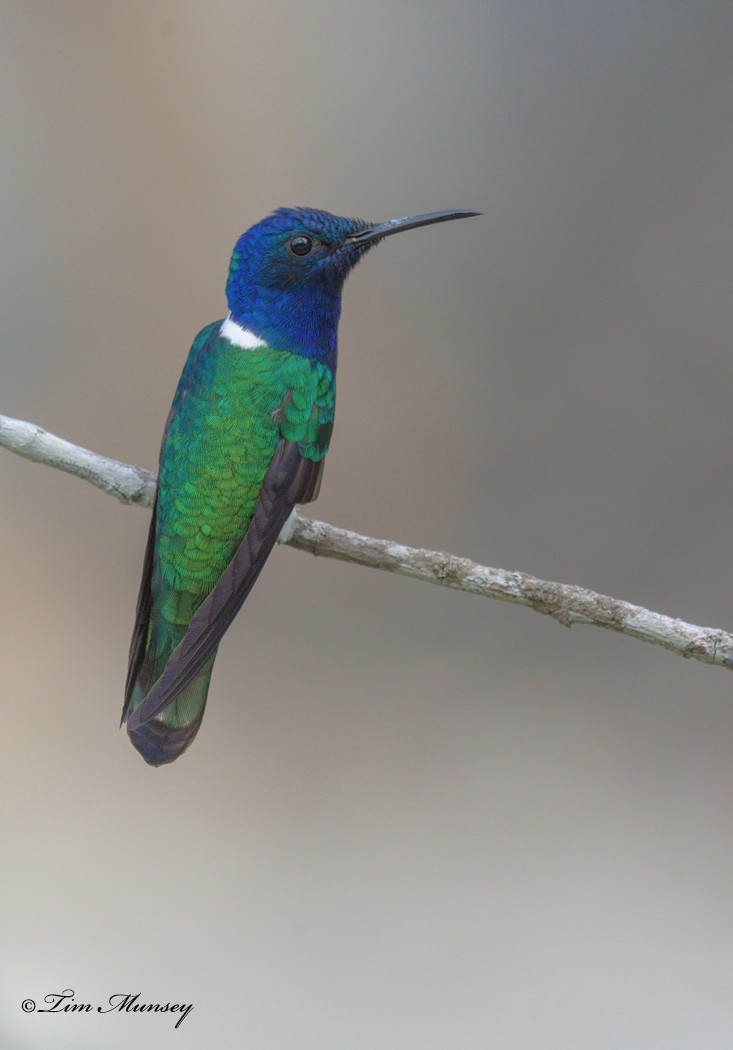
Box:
349 208 481 245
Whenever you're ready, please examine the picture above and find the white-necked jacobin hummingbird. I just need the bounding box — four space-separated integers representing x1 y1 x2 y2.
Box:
123 206 479 764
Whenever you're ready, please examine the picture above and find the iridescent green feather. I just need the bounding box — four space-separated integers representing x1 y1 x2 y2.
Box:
125 322 335 737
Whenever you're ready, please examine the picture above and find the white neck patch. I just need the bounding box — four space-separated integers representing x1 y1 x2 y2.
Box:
220 314 267 350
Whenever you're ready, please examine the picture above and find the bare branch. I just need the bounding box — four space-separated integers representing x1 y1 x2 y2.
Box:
0 412 155 506
287 516 733 669
2 410 732 672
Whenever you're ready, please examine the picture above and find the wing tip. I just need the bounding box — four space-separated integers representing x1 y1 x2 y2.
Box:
126 714 200 766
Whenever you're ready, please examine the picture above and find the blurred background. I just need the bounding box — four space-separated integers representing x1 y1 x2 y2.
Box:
2 2 733 1047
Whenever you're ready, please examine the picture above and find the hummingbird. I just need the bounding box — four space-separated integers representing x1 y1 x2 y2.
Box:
122 205 479 765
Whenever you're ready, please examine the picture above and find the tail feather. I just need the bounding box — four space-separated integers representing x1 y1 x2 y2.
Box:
122 659 213 768
123 585 217 766
126 657 215 766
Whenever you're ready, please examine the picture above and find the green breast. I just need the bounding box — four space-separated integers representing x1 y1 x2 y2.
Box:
152 322 335 645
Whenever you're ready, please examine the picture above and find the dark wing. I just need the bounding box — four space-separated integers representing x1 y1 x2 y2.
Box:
125 440 322 733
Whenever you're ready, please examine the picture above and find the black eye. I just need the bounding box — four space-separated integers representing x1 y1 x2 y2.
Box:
288 235 313 257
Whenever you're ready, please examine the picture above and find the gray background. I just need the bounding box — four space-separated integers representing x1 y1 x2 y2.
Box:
3 2 733 1047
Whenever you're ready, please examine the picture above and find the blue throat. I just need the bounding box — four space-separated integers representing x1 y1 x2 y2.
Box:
227 275 342 368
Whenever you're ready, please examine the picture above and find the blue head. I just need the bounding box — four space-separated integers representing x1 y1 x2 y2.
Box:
226 206 480 367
